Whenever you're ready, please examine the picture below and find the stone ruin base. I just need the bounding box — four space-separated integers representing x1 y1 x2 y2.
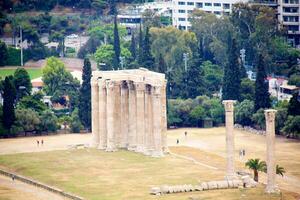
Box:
150 176 258 195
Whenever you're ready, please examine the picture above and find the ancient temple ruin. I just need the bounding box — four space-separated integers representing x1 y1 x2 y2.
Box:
90 68 168 157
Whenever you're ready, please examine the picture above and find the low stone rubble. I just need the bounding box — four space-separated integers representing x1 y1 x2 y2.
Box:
234 124 266 135
150 177 257 195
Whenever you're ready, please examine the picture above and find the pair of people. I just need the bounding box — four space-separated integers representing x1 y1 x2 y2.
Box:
36 139 44 146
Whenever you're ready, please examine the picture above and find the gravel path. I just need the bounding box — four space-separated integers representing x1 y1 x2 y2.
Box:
0 175 64 200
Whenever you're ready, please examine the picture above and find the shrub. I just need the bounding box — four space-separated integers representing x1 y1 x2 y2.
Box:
282 115 300 138
235 100 254 126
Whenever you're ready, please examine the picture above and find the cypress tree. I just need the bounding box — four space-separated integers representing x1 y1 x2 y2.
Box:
142 26 154 70
254 54 270 111
14 68 32 101
287 92 300 116
157 53 166 73
130 33 136 61
2 76 16 130
79 58 92 130
0 40 8 66
222 36 241 101
137 25 143 65
113 15 120 70
184 49 206 98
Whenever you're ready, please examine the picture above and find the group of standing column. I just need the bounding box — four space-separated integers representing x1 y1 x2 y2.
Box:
223 100 279 193
90 74 168 157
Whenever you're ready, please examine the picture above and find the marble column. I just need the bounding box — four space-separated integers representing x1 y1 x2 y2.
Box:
97 79 107 150
114 81 121 148
135 82 145 153
222 100 236 180
120 81 129 148
144 85 152 155
128 81 137 151
265 109 279 193
161 81 168 153
91 77 99 148
152 86 163 157
106 80 117 152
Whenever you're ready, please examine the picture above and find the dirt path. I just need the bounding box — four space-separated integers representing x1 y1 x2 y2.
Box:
0 175 64 200
0 133 90 155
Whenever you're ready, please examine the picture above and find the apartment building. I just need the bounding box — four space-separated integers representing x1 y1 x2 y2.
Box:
172 0 245 30
277 0 300 46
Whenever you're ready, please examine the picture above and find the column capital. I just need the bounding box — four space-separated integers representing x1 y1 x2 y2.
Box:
91 77 99 87
265 109 277 123
152 86 162 96
97 79 106 88
222 100 236 112
134 82 145 91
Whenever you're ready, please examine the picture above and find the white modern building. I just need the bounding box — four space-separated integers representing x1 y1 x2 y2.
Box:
172 0 246 30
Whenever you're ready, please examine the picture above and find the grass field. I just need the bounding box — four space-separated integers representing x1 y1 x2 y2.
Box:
0 149 298 200
0 68 42 80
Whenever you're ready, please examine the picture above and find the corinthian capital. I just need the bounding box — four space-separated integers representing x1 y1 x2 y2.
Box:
222 100 236 112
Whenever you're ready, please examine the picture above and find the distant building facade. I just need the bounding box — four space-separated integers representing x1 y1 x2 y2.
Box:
171 0 246 30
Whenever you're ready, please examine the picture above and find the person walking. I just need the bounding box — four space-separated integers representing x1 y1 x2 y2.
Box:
41 139 44 146
176 139 179 145
37 140 39 147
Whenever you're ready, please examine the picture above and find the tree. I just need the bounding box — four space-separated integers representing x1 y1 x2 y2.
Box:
245 158 266 182
189 105 206 127
157 53 166 73
252 108 265 129
137 25 143 65
94 44 131 70
282 116 300 138
222 36 241 100
39 110 58 133
276 165 286 177
235 100 254 126
202 61 223 95
0 40 8 66
113 16 120 69
70 108 83 133
287 93 300 116
14 68 32 101
240 78 255 101
42 57 80 110
17 93 47 114
184 51 206 98
141 26 155 70
2 76 16 130
79 58 91 130
254 54 270 111
130 33 136 61
14 108 40 135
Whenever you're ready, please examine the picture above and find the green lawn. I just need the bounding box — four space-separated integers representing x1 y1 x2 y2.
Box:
0 149 297 200
0 68 42 80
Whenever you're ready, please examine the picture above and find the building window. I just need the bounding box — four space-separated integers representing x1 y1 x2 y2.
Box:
179 18 186 21
284 0 299 3
205 2 212 6
214 11 221 15
187 2 194 5
223 3 230 9
179 9 186 13
196 2 203 8
283 16 299 22
283 7 298 13
187 10 193 13
213 3 221 6
178 1 186 5
179 25 186 30
288 25 299 31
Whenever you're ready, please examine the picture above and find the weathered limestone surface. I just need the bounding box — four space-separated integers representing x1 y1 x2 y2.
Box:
223 100 237 180
91 68 167 157
265 109 279 193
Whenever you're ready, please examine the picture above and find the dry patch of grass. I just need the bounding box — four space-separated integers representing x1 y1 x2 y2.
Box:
0 186 41 200
0 149 298 200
